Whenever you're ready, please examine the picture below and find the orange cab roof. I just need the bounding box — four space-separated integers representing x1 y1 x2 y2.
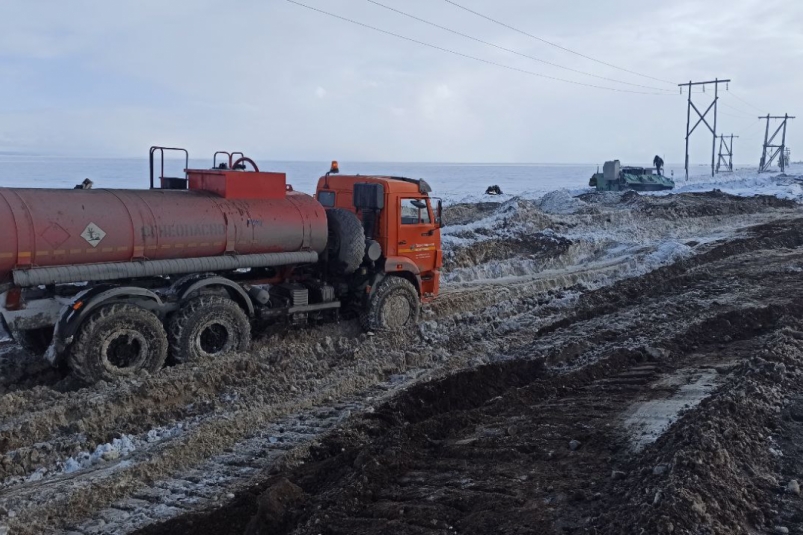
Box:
318 174 432 195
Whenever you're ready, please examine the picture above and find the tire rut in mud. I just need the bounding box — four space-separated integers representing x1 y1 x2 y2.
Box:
1 194 802 534
138 301 803 535
130 219 803 535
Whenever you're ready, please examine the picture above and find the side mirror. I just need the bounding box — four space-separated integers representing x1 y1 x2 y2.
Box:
436 199 443 228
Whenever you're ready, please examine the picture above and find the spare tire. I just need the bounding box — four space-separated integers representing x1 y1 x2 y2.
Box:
326 208 365 274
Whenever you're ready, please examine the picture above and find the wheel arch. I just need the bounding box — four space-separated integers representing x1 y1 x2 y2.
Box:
54 285 164 359
381 256 422 296
57 285 164 340
175 275 255 316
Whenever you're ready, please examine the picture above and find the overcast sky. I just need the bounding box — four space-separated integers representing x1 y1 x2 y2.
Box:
0 0 800 163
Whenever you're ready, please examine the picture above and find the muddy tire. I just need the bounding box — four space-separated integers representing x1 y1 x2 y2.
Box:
68 304 168 384
168 295 251 364
360 276 420 332
12 327 53 356
326 208 365 275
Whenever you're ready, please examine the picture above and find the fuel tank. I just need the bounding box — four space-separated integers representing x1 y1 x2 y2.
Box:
0 185 328 283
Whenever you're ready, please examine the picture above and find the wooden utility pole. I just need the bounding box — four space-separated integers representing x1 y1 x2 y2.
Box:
678 79 731 179
716 134 738 173
758 114 795 173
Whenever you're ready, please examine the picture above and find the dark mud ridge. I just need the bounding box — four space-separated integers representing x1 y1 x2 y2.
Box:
137 217 803 535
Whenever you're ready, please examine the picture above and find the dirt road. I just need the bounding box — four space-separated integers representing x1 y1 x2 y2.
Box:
1 190 802 534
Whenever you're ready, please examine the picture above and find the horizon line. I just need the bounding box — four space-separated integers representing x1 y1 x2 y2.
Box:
0 153 758 167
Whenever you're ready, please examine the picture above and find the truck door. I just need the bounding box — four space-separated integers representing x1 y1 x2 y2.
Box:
397 197 439 273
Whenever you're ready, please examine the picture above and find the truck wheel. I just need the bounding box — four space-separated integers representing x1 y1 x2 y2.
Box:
361 276 420 332
12 327 53 356
68 304 168 384
326 208 365 274
168 295 251 364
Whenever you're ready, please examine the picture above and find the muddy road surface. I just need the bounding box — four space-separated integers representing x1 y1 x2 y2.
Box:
0 190 802 534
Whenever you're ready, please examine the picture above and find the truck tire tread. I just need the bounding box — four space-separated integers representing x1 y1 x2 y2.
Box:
168 295 251 364
326 208 365 275
68 303 168 384
360 276 420 332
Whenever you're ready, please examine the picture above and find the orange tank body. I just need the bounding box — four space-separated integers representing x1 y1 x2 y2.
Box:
0 170 328 283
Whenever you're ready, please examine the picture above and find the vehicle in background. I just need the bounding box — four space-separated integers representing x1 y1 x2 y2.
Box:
589 160 675 192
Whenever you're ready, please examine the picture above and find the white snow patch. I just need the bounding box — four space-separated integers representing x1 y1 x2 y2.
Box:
59 423 187 474
62 435 137 474
655 167 803 202
538 189 585 214
623 368 722 451
643 241 694 270
2 422 190 489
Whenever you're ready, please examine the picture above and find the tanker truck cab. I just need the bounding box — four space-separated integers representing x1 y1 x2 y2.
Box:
314 168 443 304
0 149 443 385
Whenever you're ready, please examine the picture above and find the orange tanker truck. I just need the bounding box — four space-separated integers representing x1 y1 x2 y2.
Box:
0 147 443 384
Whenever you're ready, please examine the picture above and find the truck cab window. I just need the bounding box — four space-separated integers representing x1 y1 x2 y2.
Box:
317 191 336 207
401 198 431 225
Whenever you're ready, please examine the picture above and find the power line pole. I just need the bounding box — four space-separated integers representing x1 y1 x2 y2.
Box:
716 134 738 173
679 78 731 179
758 114 795 173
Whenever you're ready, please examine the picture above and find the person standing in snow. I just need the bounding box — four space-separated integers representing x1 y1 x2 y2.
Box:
653 155 664 176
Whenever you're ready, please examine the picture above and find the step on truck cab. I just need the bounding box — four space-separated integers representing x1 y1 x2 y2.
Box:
0 149 443 384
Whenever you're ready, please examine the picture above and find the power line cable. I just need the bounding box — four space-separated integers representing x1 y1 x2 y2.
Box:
727 90 765 113
442 0 676 85
718 100 755 117
286 0 674 95
365 0 673 92
718 110 753 120
737 118 763 136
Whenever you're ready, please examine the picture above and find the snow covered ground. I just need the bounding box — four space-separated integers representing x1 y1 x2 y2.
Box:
670 164 803 200
439 164 802 288
440 163 803 205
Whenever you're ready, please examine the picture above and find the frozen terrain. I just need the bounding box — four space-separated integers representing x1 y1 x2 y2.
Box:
0 162 801 534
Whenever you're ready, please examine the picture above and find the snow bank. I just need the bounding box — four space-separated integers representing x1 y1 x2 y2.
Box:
538 189 585 214
440 164 803 208
438 163 798 289
643 241 694 271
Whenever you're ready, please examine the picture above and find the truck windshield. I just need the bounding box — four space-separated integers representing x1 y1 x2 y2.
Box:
401 198 431 225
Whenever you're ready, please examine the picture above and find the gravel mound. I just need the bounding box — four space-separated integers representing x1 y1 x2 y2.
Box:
598 322 803 534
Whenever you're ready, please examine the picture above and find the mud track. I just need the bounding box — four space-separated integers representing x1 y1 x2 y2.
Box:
0 191 801 534
143 215 803 534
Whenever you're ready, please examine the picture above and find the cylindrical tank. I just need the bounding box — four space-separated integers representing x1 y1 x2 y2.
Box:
0 188 328 283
